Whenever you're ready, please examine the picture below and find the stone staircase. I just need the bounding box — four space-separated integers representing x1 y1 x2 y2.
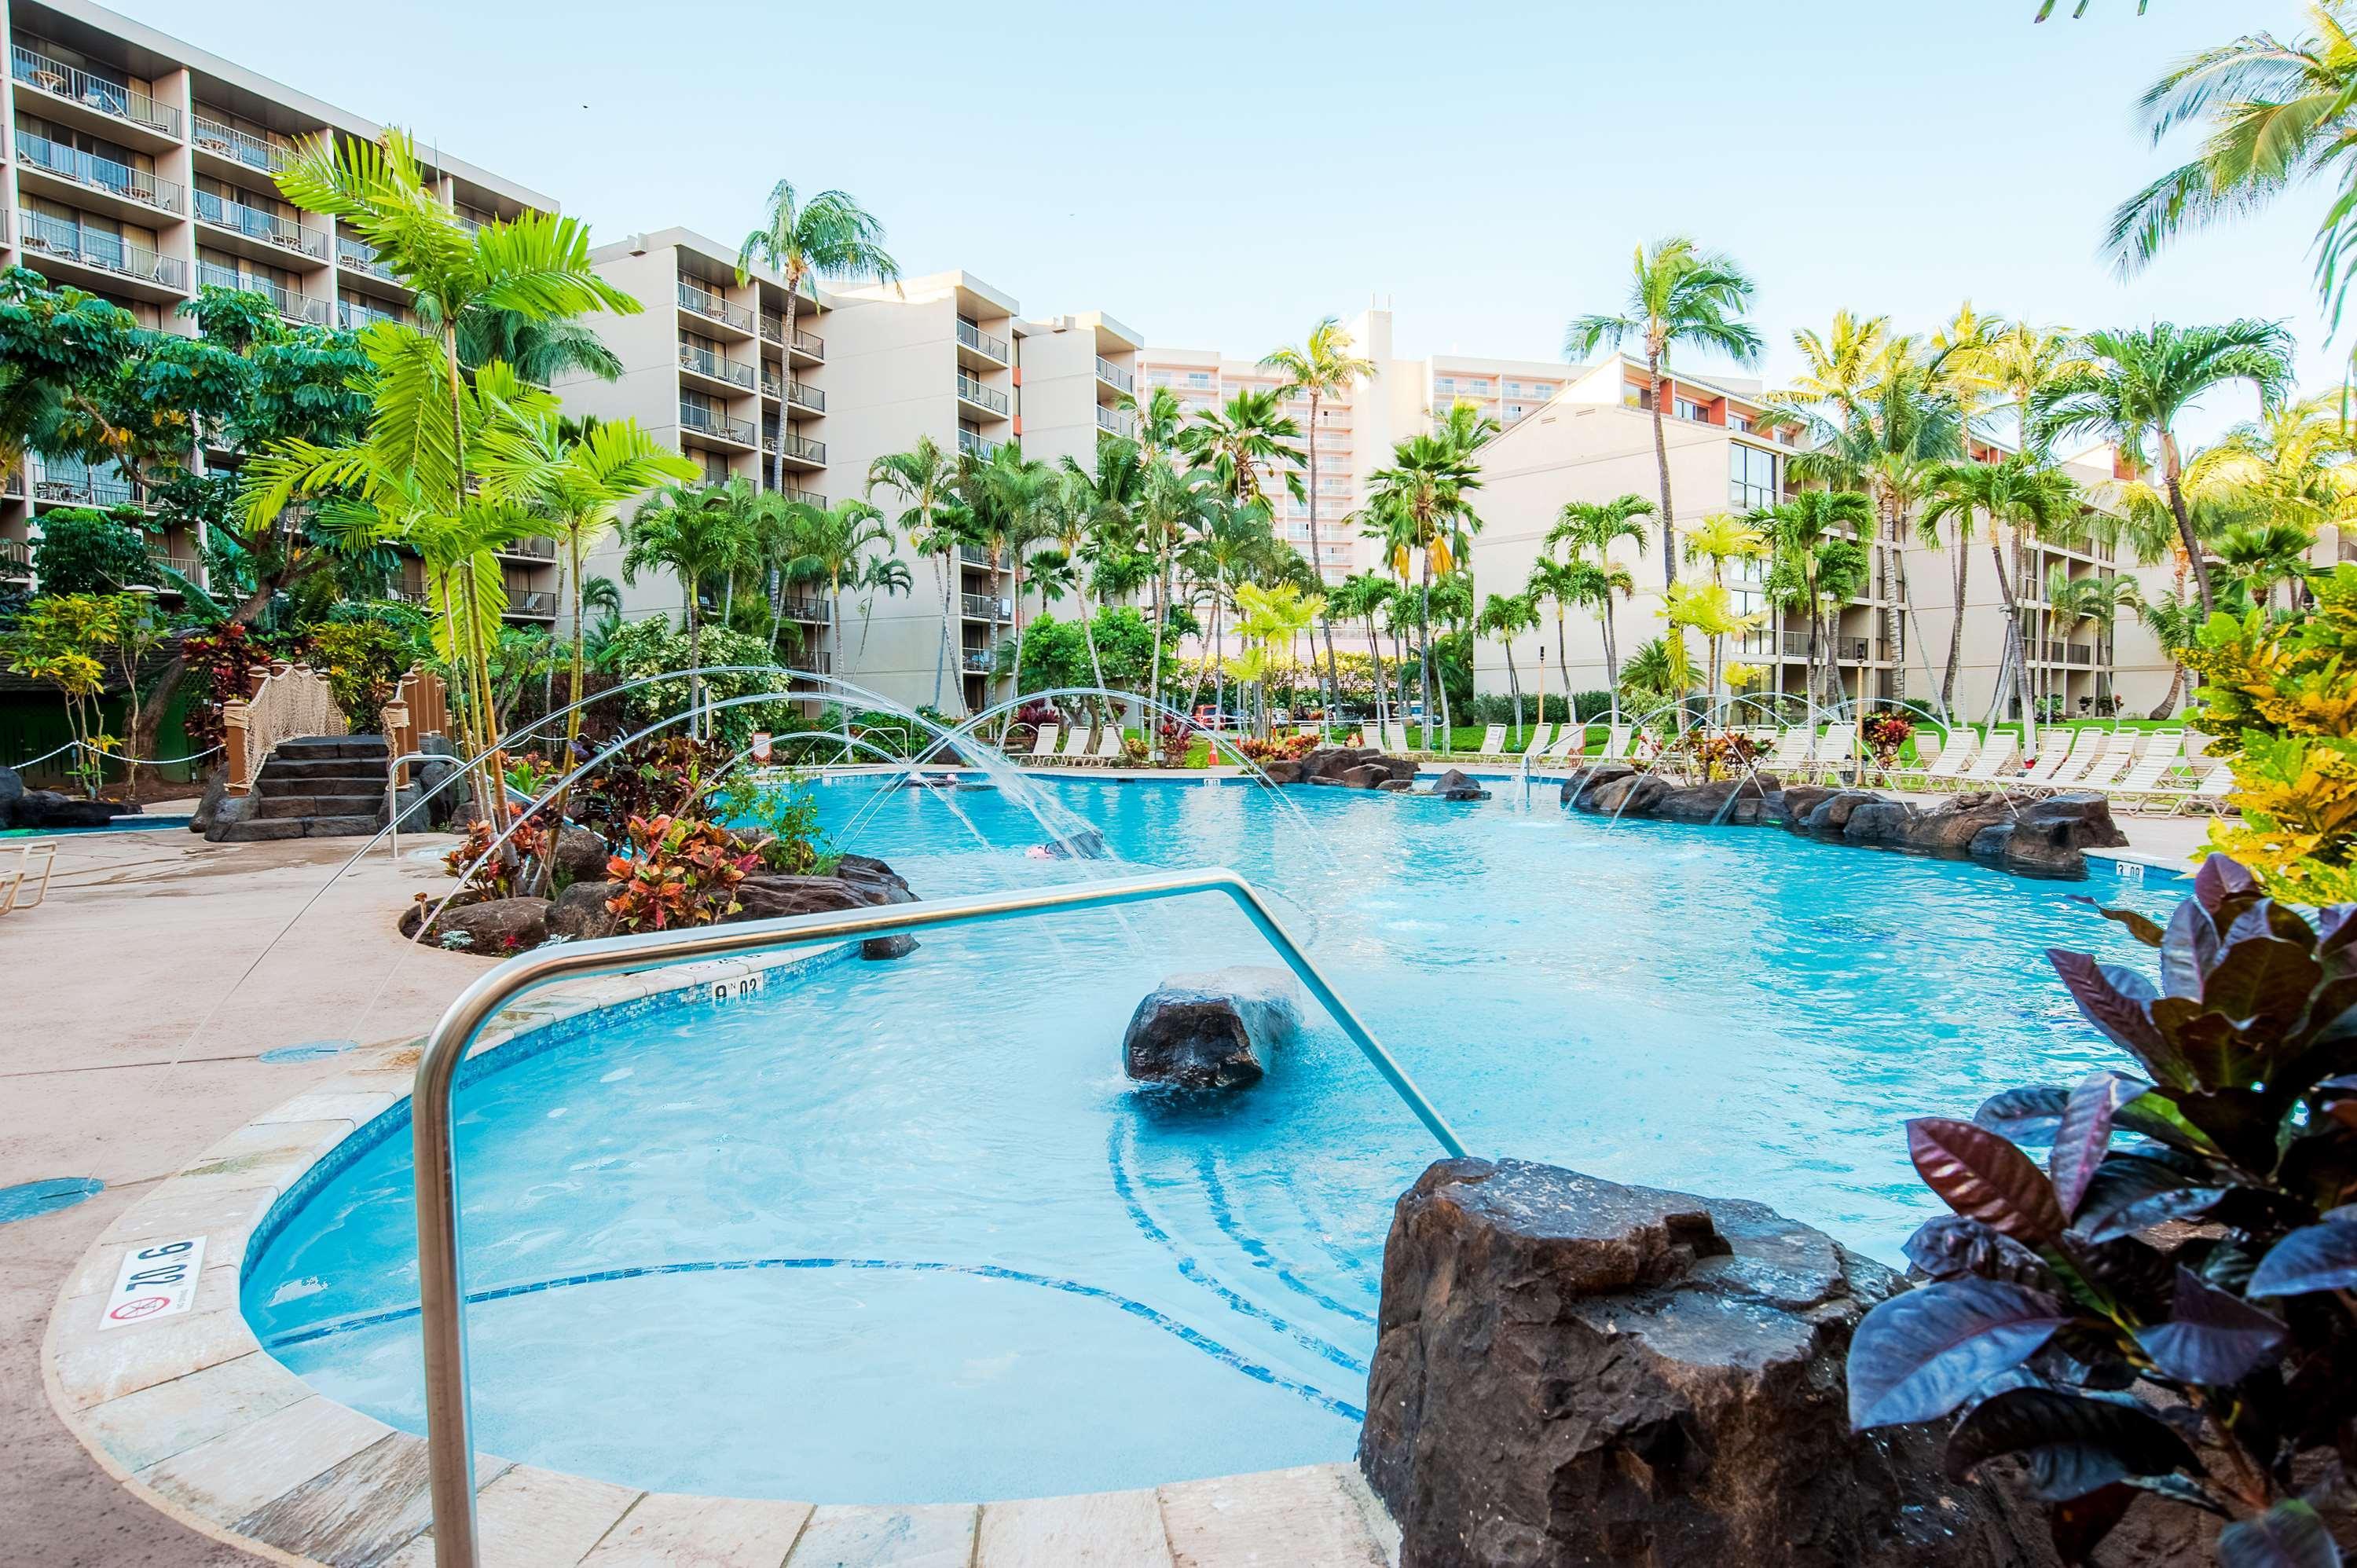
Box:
209 735 391 842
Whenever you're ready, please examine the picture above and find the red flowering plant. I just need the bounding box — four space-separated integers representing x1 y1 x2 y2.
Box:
1860 711 1915 766
603 814 761 932
1236 732 1317 764
1688 727 1767 780
1157 718 1195 769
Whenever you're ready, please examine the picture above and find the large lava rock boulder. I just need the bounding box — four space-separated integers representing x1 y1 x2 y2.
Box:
1800 789 1885 836
9 788 135 830
547 879 619 942
1584 770 1670 818
1429 768 1491 802
1653 775 1778 825
0 763 23 827
1361 1158 2056 1568
1122 965 1302 1090
1560 761 1636 809
1342 763 1393 789
552 826 610 883
733 855 920 959
400 896 552 952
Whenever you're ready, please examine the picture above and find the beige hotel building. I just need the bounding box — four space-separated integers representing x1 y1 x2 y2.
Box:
0 0 565 624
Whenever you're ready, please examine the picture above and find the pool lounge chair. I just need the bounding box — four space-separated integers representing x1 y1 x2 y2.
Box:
0 841 57 916
1518 724 1557 760
2073 740 2139 793
1901 731 1978 793
1539 725 1587 764
1093 726 1129 765
1023 723 1061 763
2095 732 2188 811
2018 729 2089 788
1475 724 1507 757
1383 723 1409 754
1762 727 1816 773
1056 725 1095 765
1951 731 2022 792
2169 760 2238 815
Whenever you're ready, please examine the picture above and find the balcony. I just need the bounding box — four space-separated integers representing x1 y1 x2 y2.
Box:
955 372 1010 418
1095 355 1134 394
957 430 1003 460
191 114 296 174
335 236 398 284
31 464 145 509
498 537 559 562
956 318 1010 365
758 313 824 361
15 132 184 216
13 46 181 140
17 212 185 291
504 589 558 621
1096 405 1135 438
962 649 995 674
680 401 756 448
0 540 31 581
196 262 331 326
338 298 405 332
761 429 826 467
678 340 757 392
194 192 326 260
678 280 753 335
785 380 825 414
960 591 1009 621
146 551 202 585
778 593 830 623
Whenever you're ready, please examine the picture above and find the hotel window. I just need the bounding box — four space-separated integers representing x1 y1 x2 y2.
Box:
1729 444 1779 511
1730 412 1752 433
1675 396 1707 423
1462 379 1490 394
1185 371 1212 387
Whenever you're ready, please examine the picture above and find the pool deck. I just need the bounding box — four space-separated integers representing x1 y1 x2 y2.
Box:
3 787 2217 1566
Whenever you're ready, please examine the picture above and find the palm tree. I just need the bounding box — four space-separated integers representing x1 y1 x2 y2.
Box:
1564 560 1638 716
1476 590 1540 743
1329 571 1396 732
786 497 896 672
866 435 962 712
1563 237 1764 584
1050 441 1147 712
2214 520 2320 610
1680 512 1770 703
474 411 696 759
963 443 1058 727
1525 555 1582 726
1361 432 1483 745
1178 388 1307 511
2036 321 2297 613
1918 460 2082 734
621 479 761 736
1263 317 1376 724
738 181 901 496
2107 5 2357 328
1547 494 1653 719
2201 394 2357 537
1751 489 1875 713
2136 589 2205 718
2044 567 2143 713
1136 456 1216 728
457 309 621 385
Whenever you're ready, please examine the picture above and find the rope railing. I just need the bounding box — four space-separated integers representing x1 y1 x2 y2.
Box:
224 665 346 795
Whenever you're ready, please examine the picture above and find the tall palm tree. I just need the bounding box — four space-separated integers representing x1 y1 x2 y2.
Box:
1750 489 1875 712
738 181 901 496
2107 5 2357 328
1563 237 1764 584
1918 459 2082 734
1178 388 1307 511
2035 320 2296 613
1052 440 1148 711
1681 512 1770 703
1360 432 1483 744
1475 590 1539 742
1918 307 2008 709
1136 456 1216 727
1263 317 1376 722
2136 589 2205 718
1327 571 1395 731
1547 493 1653 718
2201 394 2357 537
621 479 761 736
866 435 962 712
1564 559 1639 709
965 443 1058 727
457 309 621 385
1525 555 1582 725
2044 567 2143 712
2214 520 2320 610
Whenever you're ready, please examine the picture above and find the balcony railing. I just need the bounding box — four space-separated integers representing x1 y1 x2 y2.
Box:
505 590 557 619
193 191 327 259
499 537 558 561
13 46 181 138
962 649 995 673
777 593 830 623
32 465 145 508
1095 356 1134 394
955 372 1010 416
960 591 1008 620
678 280 753 333
17 212 185 288
957 430 1002 460
956 319 1010 363
0 540 33 581
1096 405 1135 437
15 132 184 214
761 429 826 464
191 113 296 173
678 341 757 390
680 401 756 446
336 236 398 282
757 313 825 359
196 262 331 326
338 298 405 332
786 380 825 413
146 551 201 582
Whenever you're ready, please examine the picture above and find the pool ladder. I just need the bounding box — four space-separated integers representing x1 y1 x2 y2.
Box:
407 866 1464 1568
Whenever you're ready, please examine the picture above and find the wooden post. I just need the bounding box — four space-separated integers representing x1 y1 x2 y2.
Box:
384 702 413 786
224 699 253 797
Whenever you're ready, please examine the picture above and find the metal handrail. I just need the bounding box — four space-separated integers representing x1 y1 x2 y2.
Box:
410 866 1464 1566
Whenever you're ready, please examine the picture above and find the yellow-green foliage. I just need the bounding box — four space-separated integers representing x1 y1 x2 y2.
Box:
2185 563 2357 903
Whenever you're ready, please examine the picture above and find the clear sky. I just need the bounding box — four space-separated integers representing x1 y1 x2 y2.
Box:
113 0 2330 441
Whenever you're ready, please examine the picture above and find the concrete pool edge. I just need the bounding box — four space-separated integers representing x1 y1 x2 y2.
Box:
42 945 1404 1568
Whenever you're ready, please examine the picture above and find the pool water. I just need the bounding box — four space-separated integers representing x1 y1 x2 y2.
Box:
241 775 2184 1504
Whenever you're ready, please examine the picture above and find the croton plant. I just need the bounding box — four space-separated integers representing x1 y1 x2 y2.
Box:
1849 855 2357 1566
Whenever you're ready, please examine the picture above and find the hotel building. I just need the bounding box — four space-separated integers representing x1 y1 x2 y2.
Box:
0 0 566 621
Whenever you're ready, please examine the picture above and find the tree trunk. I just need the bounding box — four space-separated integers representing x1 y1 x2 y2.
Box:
1990 536 2035 747
1941 522 1970 711
1505 640 1522 744
2161 428 2215 614
772 280 797 498
929 532 949 713
2147 662 2187 721
1648 352 1677 587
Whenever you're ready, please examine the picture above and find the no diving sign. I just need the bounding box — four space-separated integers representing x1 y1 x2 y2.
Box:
101 1236 206 1330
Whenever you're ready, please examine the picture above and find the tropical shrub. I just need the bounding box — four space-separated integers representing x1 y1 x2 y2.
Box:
572 734 732 842
28 507 156 595
308 619 411 733
1846 855 2357 1565
598 618 797 748
710 771 833 876
1688 727 1766 778
432 812 551 908
1237 733 1317 764
1157 717 1193 769
178 621 261 754
2185 565 2357 905
603 814 759 932
1861 710 1915 764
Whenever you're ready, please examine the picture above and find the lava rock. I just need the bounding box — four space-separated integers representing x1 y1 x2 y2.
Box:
547 879 619 942
1584 771 1670 817
10 789 134 830
1031 828 1107 859
1653 776 1774 824
1801 789 1884 835
1897 797 2016 854
401 896 552 952
1843 800 1915 844
733 859 922 960
552 826 610 883
1261 758 1307 785
1377 779 1416 793
1560 761 1636 808
1341 764 1392 789
0 763 23 826
1360 1158 2057 1568
1429 768 1492 802
1122 965 1303 1090
2018 790 2131 850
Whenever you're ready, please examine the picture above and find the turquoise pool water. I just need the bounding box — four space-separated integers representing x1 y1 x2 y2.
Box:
240 776 2183 1504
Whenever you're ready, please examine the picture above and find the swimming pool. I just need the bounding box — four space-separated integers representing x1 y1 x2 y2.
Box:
240 775 2183 1504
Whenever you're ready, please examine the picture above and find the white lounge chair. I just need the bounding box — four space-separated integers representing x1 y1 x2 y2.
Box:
1519 723 1557 759
1024 723 1061 762
2171 760 2238 815
1762 727 1816 772
1476 724 1507 757
1384 723 1409 754
2074 742 2138 793
1056 724 1095 764
1094 726 1129 764
0 840 57 916
1952 731 2022 791
2019 729 2089 788
2098 732 2188 811
1908 731 1981 793
1541 725 1587 763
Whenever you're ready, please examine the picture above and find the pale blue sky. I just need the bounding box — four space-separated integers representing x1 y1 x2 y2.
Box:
117 0 2330 439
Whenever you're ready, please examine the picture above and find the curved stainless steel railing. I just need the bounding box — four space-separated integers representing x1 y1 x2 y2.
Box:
411 866 1465 1567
